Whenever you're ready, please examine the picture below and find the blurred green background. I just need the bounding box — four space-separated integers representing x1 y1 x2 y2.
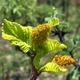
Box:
0 0 80 80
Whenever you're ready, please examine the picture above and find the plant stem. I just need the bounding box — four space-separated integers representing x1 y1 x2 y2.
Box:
27 51 41 80
56 26 65 43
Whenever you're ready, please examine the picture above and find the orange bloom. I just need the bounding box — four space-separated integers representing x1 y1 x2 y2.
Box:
52 55 75 66
31 23 50 46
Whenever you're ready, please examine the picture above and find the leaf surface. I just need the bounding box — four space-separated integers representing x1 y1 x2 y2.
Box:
48 17 59 28
33 39 67 69
39 62 67 73
2 19 32 53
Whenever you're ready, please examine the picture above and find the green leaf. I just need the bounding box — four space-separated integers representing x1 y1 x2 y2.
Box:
2 19 32 53
33 50 47 69
60 21 71 28
66 68 79 80
41 38 67 52
39 62 67 73
33 38 67 69
72 68 79 79
48 17 59 28
73 36 80 45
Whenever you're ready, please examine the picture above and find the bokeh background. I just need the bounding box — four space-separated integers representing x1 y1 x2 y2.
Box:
0 0 80 80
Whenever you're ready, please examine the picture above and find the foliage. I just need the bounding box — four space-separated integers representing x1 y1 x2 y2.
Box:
2 13 77 80
39 62 67 73
0 0 55 26
0 0 80 80
2 19 32 53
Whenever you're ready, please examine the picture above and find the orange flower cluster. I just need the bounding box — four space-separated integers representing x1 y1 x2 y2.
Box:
52 55 75 66
31 23 50 46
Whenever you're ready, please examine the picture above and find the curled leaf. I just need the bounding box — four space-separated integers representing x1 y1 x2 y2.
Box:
33 39 67 69
2 19 32 53
42 39 67 52
39 62 67 73
48 17 59 28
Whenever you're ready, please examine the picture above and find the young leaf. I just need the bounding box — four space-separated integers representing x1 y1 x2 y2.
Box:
39 62 67 73
33 50 46 69
33 38 67 69
2 19 32 53
48 17 59 28
41 39 67 52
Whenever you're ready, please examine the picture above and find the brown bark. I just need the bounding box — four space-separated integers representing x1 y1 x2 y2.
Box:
27 51 41 80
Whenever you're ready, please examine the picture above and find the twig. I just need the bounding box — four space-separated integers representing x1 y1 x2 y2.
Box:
52 26 80 69
27 51 41 80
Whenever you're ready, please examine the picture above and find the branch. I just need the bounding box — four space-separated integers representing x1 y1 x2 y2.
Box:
27 51 41 80
52 26 80 69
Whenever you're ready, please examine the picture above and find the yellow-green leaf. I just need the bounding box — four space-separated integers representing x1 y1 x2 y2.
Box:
39 62 67 73
48 17 59 28
2 19 32 53
41 38 67 52
33 38 67 69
